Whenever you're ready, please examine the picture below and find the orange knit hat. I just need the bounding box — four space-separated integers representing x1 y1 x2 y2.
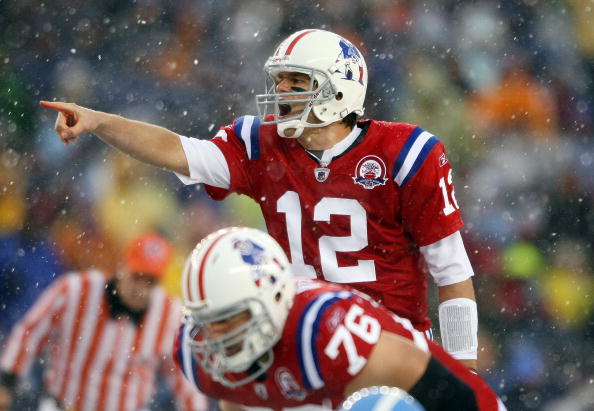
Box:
124 233 172 279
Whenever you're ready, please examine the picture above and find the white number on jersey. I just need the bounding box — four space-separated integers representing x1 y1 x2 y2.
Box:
439 169 459 216
323 304 381 375
277 191 376 283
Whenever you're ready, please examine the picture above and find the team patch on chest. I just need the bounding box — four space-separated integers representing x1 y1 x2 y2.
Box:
314 166 330 182
352 155 388 189
253 383 268 400
275 367 307 401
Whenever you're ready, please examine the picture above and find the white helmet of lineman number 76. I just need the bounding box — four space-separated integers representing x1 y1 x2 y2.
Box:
256 29 368 138
181 227 295 388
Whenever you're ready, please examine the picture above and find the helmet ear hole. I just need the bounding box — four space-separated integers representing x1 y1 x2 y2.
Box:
336 92 343 101
274 292 282 302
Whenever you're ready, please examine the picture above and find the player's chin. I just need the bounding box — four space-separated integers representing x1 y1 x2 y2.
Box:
282 127 298 138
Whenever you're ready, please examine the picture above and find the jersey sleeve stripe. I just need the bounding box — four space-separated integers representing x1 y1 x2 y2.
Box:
392 127 440 187
400 136 439 187
249 116 261 159
296 290 352 391
392 126 424 179
178 322 202 391
232 115 261 160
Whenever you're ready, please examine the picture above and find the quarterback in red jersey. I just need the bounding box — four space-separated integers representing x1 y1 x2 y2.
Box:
41 28 479 369
174 227 505 411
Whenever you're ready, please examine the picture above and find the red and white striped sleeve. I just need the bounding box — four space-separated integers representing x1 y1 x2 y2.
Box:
158 296 209 411
0 273 71 376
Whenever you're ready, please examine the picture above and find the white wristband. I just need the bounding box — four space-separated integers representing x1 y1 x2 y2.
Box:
438 298 478 360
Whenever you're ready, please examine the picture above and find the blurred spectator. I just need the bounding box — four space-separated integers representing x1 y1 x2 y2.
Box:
1 0 593 409
0 233 207 411
0 151 63 339
93 151 180 250
468 63 559 138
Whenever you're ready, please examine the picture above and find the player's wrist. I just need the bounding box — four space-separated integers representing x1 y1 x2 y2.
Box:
438 298 478 360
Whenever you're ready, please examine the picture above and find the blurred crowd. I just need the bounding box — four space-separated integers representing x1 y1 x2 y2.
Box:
1 0 593 409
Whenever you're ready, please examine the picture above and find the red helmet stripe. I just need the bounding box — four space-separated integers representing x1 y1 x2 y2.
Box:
197 232 231 300
284 30 317 56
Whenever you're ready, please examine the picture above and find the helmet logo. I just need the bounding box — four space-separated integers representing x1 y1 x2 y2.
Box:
233 239 277 287
352 155 388 190
336 39 365 85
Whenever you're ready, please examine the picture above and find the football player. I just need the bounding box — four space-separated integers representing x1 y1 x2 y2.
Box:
41 28 479 370
174 227 505 411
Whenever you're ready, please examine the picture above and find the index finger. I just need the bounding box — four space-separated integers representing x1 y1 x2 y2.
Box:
40 101 77 127
39 100 71 111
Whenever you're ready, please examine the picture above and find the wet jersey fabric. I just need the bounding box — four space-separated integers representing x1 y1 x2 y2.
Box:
203 118 463 330
174 278 500 410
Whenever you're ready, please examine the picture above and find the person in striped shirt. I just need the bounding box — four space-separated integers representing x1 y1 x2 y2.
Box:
41 28 480 373
0 233 208 411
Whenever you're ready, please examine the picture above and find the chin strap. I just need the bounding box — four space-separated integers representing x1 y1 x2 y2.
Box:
438 298 478 360
277 120 305 138
276 99 340 138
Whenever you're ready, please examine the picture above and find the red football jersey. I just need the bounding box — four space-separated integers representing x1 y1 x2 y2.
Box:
174 279 501 410
205 117 463 330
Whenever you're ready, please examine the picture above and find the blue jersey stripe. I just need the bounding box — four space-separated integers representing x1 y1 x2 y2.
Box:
400 136 438 186
392 127 440 187
232 115 261 160
392 126 424 181
249 116 261 159
232 116 245 144
178 322 202 391
175 325 185 368
296 291 352 391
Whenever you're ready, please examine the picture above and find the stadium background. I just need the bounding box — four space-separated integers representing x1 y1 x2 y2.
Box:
1 0 593 409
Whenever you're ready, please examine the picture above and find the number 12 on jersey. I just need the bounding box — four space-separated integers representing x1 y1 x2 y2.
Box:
277 191 376 283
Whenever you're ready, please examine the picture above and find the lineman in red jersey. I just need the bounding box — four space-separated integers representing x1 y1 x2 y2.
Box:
41 29 479 370
174 227 505 411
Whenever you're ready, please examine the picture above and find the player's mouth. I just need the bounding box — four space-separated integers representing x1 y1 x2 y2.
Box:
278 103 292 117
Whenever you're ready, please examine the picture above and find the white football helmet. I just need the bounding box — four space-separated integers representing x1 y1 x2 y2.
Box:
181 227 295 388
256 29 368 138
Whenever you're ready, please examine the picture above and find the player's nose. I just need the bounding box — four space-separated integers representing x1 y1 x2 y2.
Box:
275 78 292 93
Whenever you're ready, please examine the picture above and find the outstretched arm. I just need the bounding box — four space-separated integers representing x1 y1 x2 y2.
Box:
39 101 190 176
